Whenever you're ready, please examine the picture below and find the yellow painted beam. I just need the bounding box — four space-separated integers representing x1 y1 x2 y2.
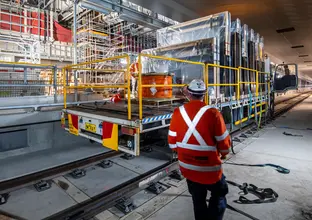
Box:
235 110 266 126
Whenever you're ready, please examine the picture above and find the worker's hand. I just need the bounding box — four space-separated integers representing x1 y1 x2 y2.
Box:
221 155 227 160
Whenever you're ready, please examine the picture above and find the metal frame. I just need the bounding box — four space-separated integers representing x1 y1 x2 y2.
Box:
138 53 206 120
206 64 240 104
62 54 270 156
62 54 131 119
0 1 73 62
0 61 60 103
80 0 178 30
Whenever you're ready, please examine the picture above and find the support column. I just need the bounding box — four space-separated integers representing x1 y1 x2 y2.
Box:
50 11 54 41
73 0 78 102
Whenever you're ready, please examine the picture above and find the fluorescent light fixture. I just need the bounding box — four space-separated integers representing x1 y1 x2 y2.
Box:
291 45 304 49
276 27 295 33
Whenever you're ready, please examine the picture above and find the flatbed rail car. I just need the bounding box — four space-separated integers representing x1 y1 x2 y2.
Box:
61 53 273 156
61 95 270 156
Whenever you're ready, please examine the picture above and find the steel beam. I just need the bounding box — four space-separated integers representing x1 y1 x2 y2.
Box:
73 0 78 102
80 0 171 29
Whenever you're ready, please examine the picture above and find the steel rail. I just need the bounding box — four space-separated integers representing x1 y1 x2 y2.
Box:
0 151 120 194
274 91 311 105
273 93 311 118
44 161 179 220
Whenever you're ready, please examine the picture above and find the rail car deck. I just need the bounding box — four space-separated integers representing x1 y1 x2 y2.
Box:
62 98 186 156
67 100 180 123
61 94 283 156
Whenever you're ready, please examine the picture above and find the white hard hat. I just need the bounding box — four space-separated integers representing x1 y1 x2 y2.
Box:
187 79 207 95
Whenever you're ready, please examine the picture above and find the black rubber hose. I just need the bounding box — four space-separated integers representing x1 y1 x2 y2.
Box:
226 204 261 220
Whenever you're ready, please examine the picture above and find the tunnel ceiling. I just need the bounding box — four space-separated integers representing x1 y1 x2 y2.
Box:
131 0 312 77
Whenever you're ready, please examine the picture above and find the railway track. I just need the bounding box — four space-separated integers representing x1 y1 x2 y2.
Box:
0 92 311 220
0 151 120 194
273 92 311 117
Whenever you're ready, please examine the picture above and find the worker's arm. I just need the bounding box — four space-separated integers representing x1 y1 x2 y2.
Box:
214 111 231 157
168 109 178 152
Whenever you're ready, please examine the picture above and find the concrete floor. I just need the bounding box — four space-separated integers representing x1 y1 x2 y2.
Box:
113 95 312 220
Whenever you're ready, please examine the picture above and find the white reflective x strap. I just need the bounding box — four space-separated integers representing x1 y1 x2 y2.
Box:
215 130 229 142
179 105 212 145
169 144 177 149
168 130 177 137
177 142 216 151
219 149 230 154
179 160 221 172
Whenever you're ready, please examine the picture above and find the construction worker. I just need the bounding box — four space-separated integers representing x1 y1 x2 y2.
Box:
130 61 139 97
168 79 231 220
110 92 122 103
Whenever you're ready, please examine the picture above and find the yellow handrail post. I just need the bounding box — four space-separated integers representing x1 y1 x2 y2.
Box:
236 68 240 101
204 64 209 105
138 54 143 120
126 55 131 120
256 71 259 97
63 68 67 109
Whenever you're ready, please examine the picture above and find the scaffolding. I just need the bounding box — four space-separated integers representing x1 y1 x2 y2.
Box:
0 0 73 62
77 10 157 62
75 9 157 94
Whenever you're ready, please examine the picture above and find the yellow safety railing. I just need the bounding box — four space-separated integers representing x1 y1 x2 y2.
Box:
258 71 270 96
61 53 271 124
238 67 257 95
234 68 270 125
62 54 131 120
138 53 205 119
0 61 55 67
234 109 266 125
205 64 240 104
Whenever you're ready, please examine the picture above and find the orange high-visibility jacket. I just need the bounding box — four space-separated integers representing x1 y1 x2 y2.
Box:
168 100 231 184
130 62 139 77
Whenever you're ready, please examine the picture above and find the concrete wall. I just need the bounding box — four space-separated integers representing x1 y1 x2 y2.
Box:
0 91 105 160
0 120 93 160
0 111 61 128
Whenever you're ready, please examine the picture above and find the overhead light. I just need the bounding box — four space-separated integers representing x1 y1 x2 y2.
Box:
299 55 309 57
276 27 295 33
291 45 304 49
